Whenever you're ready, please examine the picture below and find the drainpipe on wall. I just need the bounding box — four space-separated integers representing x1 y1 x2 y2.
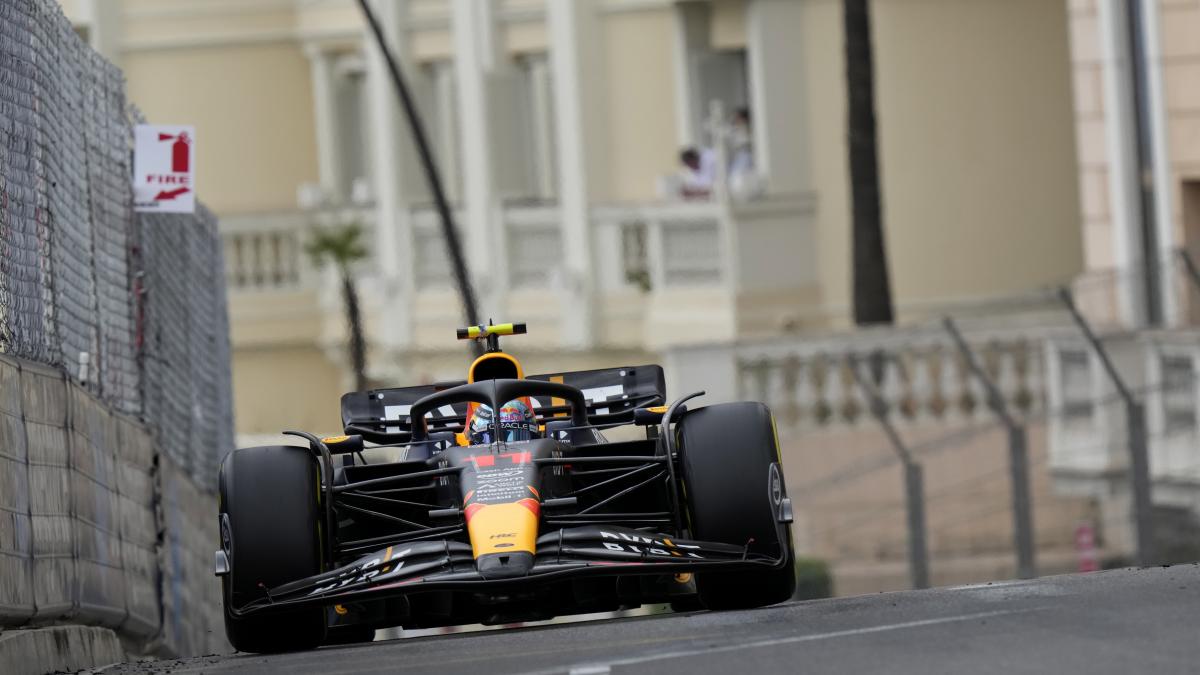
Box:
1139 0 1177 325
1124 0 1163 326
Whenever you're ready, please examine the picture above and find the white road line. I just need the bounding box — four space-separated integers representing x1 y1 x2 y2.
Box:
543 608 1040 675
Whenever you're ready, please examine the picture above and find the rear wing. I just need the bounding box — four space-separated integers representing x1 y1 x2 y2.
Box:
340 365 666 438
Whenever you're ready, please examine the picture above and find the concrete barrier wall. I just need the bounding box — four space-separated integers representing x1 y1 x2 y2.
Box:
159 459 226 656
0 355 229 656
0 0 233 659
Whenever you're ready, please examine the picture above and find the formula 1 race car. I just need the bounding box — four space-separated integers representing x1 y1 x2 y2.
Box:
216 323 795 653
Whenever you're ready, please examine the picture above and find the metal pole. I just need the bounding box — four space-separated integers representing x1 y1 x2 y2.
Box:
943 318 1035 579
1124 0 1162 326
1007 425 1034 577
851 356 930 589
904 462 930 590
1127 400 1153 563
1058 288 1155 566
1179 250 1200 324
1179 249 1200 292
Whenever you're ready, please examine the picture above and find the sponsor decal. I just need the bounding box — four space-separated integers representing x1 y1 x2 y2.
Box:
599 530 703 559
309 547 410 596
469 465 530 503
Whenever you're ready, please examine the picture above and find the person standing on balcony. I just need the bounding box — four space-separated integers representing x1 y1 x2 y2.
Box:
679 146 716 199
728 107 763 200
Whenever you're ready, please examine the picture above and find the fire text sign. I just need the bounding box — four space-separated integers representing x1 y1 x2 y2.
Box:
133 124 195 213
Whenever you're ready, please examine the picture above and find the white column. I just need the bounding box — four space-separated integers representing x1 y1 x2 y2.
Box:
305 45 342 201
746 0 810 196
528 57 557 201
549 0 602 349
364 0 414 348
453 0 502 320
1098 0 1143 326
79 0 121 65
431 62 462 204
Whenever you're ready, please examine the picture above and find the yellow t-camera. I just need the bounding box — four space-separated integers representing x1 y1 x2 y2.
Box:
456 323 527 340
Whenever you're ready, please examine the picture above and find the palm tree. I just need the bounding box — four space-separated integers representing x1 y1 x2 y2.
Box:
306 223 369 392
844 0 895 326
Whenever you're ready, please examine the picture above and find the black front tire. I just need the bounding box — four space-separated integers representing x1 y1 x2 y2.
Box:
679 402 796 610
220 445 327 653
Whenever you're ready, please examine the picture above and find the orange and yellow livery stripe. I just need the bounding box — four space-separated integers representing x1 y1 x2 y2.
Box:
463 499 540 558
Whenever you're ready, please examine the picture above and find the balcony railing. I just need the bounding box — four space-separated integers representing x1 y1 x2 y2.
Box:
593 201 726 292
733 329 1044 431
410 207 463 291
505 205 563 289
221 214 308 291
221 208 377 293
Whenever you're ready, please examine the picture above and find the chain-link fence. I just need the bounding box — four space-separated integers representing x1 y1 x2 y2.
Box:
677 263 1200 595
0 0 233 486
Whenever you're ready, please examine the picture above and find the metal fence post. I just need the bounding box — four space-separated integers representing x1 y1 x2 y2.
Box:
943 318 1036 579
1058 288 1155 566
851 355 930 589
903 462 929 589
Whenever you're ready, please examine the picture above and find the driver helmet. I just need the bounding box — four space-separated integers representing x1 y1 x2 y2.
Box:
468 399 539 444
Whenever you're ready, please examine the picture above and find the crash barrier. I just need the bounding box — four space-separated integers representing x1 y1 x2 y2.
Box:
0 0 231 657
0 0 234 488
0 355 227 655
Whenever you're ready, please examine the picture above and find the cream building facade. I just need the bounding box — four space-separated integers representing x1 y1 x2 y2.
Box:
61 0 1084 445
1066 0 1200 326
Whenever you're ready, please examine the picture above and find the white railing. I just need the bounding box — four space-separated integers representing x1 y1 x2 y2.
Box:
737 330 1044 431
505 204 562 289
663 320 1062 433
592 200 727 293
221 208 377 293
410 207 463 291
221 213 308 291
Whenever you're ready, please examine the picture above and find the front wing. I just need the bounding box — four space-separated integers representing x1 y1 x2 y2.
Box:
228 526 788 616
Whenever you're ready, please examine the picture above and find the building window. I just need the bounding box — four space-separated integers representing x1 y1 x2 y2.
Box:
488 54 556 205
333 54 371 203
691 48 749 143
1059 349 1093 421
1161 355 1196 433
521 54 557 203
425 60 463 204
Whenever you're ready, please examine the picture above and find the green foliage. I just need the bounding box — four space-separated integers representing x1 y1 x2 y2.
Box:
305 222 368 272
794 557 834 600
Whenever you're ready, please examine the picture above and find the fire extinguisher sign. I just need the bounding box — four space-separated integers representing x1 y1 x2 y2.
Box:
133 124 195 214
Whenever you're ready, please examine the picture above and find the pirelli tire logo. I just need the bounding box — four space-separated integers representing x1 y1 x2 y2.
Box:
599 530 703 559
769 463 784 507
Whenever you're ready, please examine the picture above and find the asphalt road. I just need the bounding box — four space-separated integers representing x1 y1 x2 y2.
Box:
107 564 1200 675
